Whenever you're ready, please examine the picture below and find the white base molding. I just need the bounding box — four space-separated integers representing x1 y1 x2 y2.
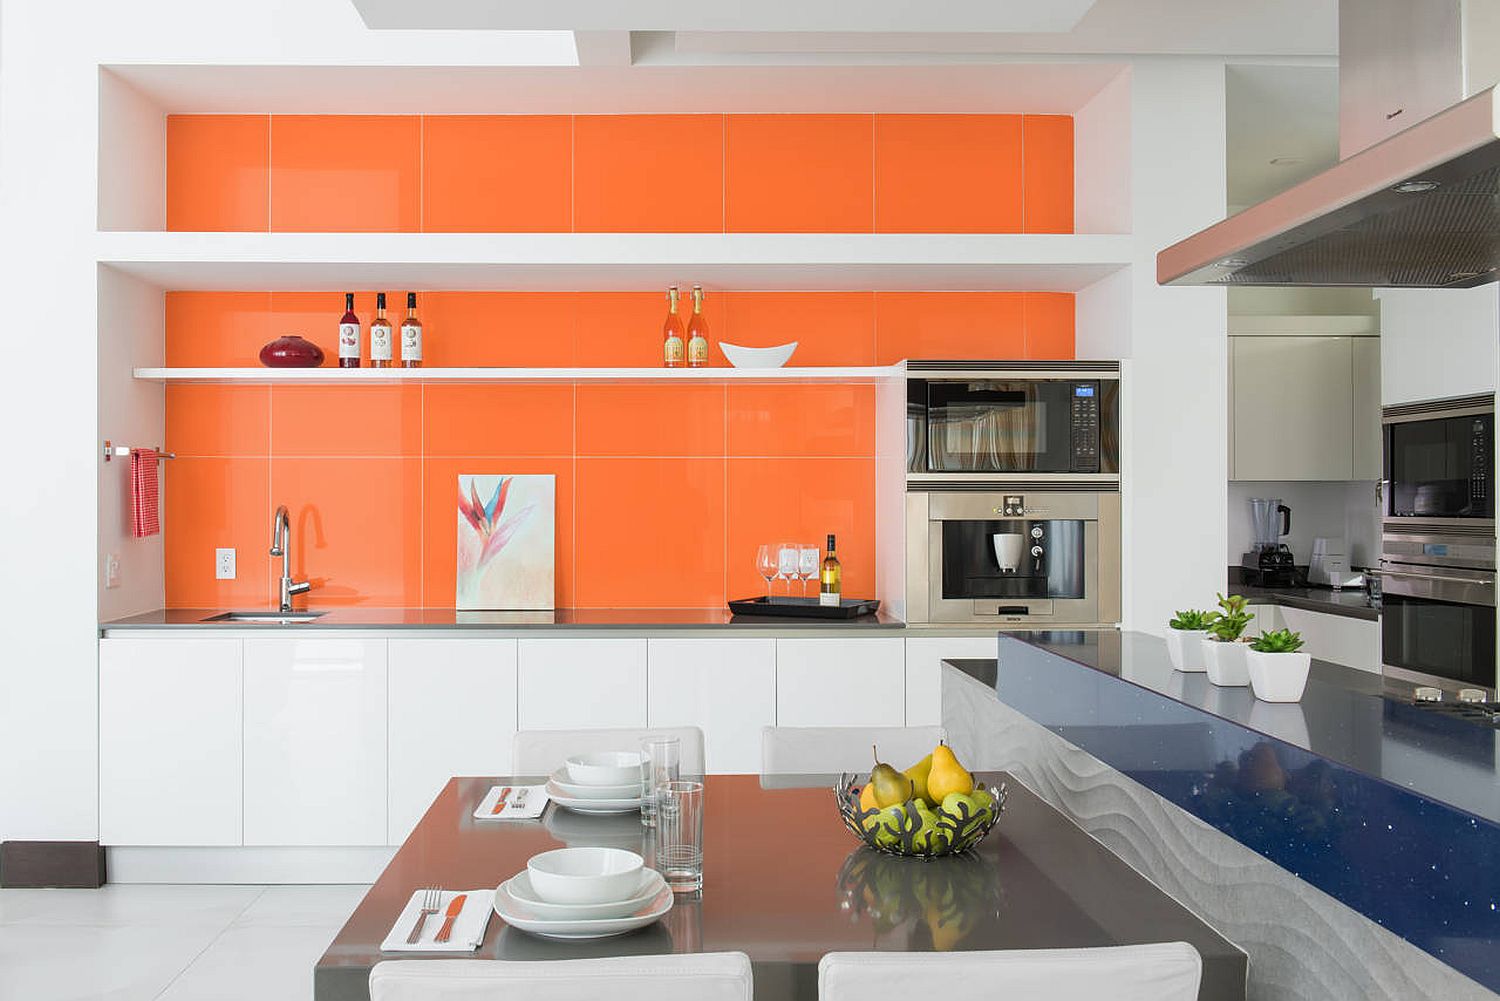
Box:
106 846 396 884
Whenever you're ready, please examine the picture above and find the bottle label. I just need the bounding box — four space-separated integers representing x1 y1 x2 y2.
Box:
371 325 393 360
338 323 360 359
819 590 840 608
400 323 422 361
687 336 708 366
664 335 684 365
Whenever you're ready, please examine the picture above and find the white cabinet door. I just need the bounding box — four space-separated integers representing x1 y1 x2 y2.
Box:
99 637 243 846
904 636 999 726
1378 286 1499 406
387 638 518 844
1246 605 1284 634
1231 336 1354 480
775 638 906 727
517 638 648 730
243 637 388 846
1351 337 1383 481
1278 607 1382 673
647 638 775 774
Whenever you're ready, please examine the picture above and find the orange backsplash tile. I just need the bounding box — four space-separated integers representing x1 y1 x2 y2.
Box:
166 115 270 232
270 385 422 457
873 291 1026 363
873 114 1025 233
1023 292 1076 360
719 292 876 367
420 292 575 367
726 385 875 458
164 457 272 608
165 292 274 367
424 384 574 457
270 115 421 232
423 116 572 232
573 115 725 233
725 115 874 233
575 385 725 457
1022 115 1075 234
576 291 728 367
166 384 270 457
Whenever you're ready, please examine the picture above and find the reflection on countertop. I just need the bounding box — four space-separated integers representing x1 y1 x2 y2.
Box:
1228 567 1379 622
100 606 906 631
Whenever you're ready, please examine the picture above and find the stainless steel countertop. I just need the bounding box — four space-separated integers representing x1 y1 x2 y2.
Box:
100 607 908 631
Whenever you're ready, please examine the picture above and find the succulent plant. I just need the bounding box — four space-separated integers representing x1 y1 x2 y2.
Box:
1169 609 1220 631
1250 628 1306 654
1207 592 1255 642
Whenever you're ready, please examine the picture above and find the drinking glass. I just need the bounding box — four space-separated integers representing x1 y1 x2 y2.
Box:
755 545 778 598
776 543 799 597
797 543 820 598
640 735 680 829
656 779 705 892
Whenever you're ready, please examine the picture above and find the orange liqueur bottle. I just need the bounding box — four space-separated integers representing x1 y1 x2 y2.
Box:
686 285 709 367
369 293 393 369
663 286 685 368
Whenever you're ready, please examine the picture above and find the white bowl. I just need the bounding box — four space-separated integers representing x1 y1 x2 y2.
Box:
564 751 644 787
1165 628 1208 671
549 768 642 801
502 868 663 920
1202 637 1250 687
719 341 798 368
1247 649 1312 703
527 847 644 905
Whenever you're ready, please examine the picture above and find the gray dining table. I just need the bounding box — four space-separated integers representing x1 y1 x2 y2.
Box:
314 773 1246 1001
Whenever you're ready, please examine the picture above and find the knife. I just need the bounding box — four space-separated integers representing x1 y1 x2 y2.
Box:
434 893 467 944
489 786 512 815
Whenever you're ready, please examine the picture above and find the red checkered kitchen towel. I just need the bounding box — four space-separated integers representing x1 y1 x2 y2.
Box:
131 448 160 538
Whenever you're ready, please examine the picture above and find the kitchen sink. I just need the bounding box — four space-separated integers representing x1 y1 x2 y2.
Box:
201 611 327 624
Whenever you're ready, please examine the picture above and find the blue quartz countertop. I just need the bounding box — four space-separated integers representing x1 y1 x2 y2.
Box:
970 631 1500 992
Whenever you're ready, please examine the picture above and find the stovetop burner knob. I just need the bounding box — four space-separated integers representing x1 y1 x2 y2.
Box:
1414 687 1444 703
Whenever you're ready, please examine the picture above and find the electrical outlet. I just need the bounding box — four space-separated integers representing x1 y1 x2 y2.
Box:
104 553 121 589
215 548 236 580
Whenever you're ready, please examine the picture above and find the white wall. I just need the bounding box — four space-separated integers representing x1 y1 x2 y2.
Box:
1227 480 1380 568
1376 285 1499 405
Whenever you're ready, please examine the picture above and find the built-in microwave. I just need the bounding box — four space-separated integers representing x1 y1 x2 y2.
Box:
906 362 1120 482
1382 394 1494 527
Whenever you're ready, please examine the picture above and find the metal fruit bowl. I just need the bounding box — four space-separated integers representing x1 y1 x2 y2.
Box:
835 773 1007 860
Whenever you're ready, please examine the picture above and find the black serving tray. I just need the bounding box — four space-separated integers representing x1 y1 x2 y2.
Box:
727 595 881 620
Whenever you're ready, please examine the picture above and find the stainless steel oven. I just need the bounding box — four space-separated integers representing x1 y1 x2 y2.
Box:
906 489 1122 626
1378 528 1497 695
906 361 1120 484
1382 394 1493 528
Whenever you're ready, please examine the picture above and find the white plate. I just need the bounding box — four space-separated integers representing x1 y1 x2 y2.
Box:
495 880 673 939
501 868 664 920
548 767 641 800
545 780 642 815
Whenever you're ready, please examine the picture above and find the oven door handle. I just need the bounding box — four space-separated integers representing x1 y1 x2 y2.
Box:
1373 568 1496 586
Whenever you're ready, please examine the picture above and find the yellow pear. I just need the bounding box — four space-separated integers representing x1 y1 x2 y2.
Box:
904 753 935 807
926 742 974 804
869 745 915 807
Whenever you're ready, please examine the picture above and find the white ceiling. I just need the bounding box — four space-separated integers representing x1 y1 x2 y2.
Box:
1226 64 1340 209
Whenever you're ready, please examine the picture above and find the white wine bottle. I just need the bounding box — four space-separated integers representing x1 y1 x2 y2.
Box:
819 533 842 607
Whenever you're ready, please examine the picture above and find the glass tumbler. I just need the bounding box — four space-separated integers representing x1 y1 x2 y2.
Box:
640 735 681 829
656 779 705 892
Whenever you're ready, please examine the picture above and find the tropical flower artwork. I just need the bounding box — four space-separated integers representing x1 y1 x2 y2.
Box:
455 474 555 610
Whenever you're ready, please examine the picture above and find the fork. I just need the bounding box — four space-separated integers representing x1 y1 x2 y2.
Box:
405 886 443 944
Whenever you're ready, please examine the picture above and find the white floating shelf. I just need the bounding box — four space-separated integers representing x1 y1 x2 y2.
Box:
133 365 906 385
97 231 1133 292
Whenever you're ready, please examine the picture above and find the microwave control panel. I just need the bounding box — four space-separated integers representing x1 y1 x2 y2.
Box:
1473 418 1490 508
1070 383 1101 472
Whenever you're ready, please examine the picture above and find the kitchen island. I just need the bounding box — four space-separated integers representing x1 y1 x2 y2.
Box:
942 632 1500 1001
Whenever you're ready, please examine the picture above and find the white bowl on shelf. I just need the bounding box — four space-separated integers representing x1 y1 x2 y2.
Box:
564 751 644 787
527 847 645 905
719 341 798 368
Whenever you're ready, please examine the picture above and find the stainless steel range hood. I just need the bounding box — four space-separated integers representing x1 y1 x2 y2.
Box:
1159 0 1500 288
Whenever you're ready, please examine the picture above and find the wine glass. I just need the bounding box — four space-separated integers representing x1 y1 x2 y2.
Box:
797 543 820 598
776 543 799 597
755 545 778 599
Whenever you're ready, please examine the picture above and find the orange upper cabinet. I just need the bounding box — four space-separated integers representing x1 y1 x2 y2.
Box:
423 116 572 232
573 115 724 232
725 115 873 232
1022 116 1075 234
270 116 421 232
167 115 270 232
873 115 1024 233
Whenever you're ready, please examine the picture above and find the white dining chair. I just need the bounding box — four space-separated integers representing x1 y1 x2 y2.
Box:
760 725 947 777
370 952 753 1001
512 726 706 777
818 943 1202 1001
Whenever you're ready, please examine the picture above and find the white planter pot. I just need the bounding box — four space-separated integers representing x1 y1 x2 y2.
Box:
1165 629 1209 671
1247 649 1312 703
1202 638 1250 686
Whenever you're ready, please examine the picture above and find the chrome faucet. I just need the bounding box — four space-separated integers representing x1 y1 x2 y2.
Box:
269 505 312 612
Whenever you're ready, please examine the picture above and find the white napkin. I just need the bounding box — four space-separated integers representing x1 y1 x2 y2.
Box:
473 784 550 821
380 888 494 952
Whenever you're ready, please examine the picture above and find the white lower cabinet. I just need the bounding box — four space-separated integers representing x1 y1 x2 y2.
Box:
99 637 244 846
774 637 906 727
518 638 648 730
1278 607 1382 673
647 638 775 774
387 637 519 844
243 637 388 847
904 636 999 726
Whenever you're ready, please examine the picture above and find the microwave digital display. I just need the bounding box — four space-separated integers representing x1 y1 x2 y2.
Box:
1074 386 1095 397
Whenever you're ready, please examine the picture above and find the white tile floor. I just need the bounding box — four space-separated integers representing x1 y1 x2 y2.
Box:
0 884 368 1001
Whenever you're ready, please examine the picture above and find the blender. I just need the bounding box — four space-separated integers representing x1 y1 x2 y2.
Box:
1241 498 1298 586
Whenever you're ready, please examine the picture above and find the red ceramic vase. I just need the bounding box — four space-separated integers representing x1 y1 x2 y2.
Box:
259 335 326 368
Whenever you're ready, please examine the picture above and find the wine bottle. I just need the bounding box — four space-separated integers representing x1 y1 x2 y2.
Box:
819 533 842 607
400 292 423 369
370 293 393 369
663 286 685 368
686 285 709 368
338 293 361 369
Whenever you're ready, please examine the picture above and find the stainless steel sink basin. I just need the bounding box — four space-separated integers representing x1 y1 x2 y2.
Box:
201 611 327 624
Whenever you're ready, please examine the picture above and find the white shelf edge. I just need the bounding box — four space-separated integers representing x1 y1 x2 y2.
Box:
133 365 908 384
